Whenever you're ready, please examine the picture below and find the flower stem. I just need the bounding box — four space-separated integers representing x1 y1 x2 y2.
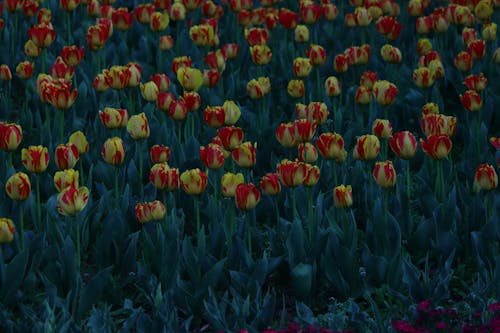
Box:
195 196 200 241
75 216 81 270
307 187 314 243
66 12 72 44
114 166 119 208
137 141 144 198
19 203 24 252
7 152 12 171
406 160 411 200
36 175 41 230
59 110 64 143
292 188 297 221
246 212 252 256
316 67 321 101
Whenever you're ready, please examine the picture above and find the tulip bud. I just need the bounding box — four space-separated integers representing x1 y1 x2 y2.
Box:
353 134 380 160
454 51 473 72
24 39 42 57
333 54 349 73
149 200 166 220
417 38 433 55
325 76 341 97
232 142 257 168
57 186 89 215
333 185 353 208
159 35 174 51
0 218 15 243
135 203 152 223
467 40 486 60
315 132 348 163
218 126 244 150
422 102 439 116
473 164 498 191
180 168 208 195
380 44 402 63
182 91 201 112
127 112 150 140
0 122 23 151
16 61 34 79
373 160 397 188
177 67 203 92
298 143 318 163
22 145 50 173
294 119 316 143
221 172 245 197
169 100 188 121
373 80 398 105
360 71 378 89
99 107 129 129
460 90 482 112
413 67 435 88
276 159 308 187
102 137 126 165
200 144 225 169
293 57 312 77
203 106 226 128
260 173 281 196
372 119 392 139
0 65 12 81
5 172 31 200
287 79 305 98
250 45 272 65
294 25 310 42
464 73 488 91
420 134 452 160
235 183 260 210
303 164 320 187
140 81 159 102
222 100 241 125
306 44 327 66
150 144 170 164
54 168 79 192
150 163 180 191
55 143 79 170
390 131 418 159
482 23 497 41
355 86 372 104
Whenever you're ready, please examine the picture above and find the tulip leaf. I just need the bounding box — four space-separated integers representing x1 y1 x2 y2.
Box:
1 250 28 306
77 266 113 321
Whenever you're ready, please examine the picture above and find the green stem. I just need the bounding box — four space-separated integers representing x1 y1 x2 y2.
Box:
137 141 144 198
228 201 235 251
114 166 119 208
41 48 47 74
59 110 64 143
79 160 85 185
7 152 13 171
247 213 252 256
66 12 72 44
307 187 314 243
44 105 51 138
19 203 24 252
316 67 321 101
36 176 41 230
406 160 411 200
75 216 80 270
195 196 200 240
177 121 182 144
476 109 482 163
291 188 297 221
332 161 338 186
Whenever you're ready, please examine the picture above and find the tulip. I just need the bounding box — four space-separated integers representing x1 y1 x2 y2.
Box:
303 164 320 187
126 62 142 87
464 73 487 91
57 186 89 215
0 65 12 81
150 163 180 191
279 8 299 29
474 0 493 21
473 164 498 191
102 137 126 165
218 126 244 150
150 145 170 164
306 102 329 125
482 23 497 41
293 58 312 77
354 6 372 26
169 100 188 121
180 168 208 195
360 71 378 89
322 3 338 20
325 76 341 97
24 40 42 58
157 92 175 112
421 102 439 116
111 7 133 31
54 169 79 192
427 59 444 80
22 145 50 173
294 119 316 143
99 107 129 129
333 185 353 208
417 38 433 56
332 54 349 74
127 113 150 140
460 90 482 112
415 16 432 34
177 67 203 91
200 144 225 169
421 114 456 137
5 172 31 201
246 79 265 99
353 134 380 160
372 119 392 139
50 57 75 82
355 86 372 104
16 61 34 79
0 218 15 243
454 51 473 72
276 159 308 187
315 132 348 163
467 40 486 60
0 122 22 151
103 66 131 90
171 56 192 74
135 203 152 223
55 143 79 170
169 1 186 20
420 135 452 160
221 172 245 197
235 183 260 210
373 80 398 105
134 3 155 23
140 81 159 102
68 131 88 155
250 45 272 65
28 23 56 48
275 122 297 148
93 74 109 91
294 24 310 42
380 44 402 63
245 27 270 46
345 13 356 27
222 100 241 125
413 67 435 88
373 161 397 188
182 91 201 112
462 27 478 47
298 143 318 163
489 137 500 150
150 11 169 32
287 80 305 98
345 45 370 65
258 173 280 196
232 142 257 168
203 106 226 128
159 35 174 51
390 131 418 159
306 44 327 66
60 0 80 11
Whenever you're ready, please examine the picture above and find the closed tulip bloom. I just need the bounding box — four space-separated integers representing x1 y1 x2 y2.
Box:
126 62 142 87
149 200 166 220
57 186 89 216
204 106 226 128
0 218 15 243
99 107 129 129
134 3 155 23
222 100 241 125
467 40 486 59
221 172 244 197
454 51 473 72
390 131 418 159
334 185 353 208
60 0 80 11
298 143 318 163
250 45 272 65
16 61 34 79
218 126 244 150
462 27 478 47
325 76 341 96
169 100 188 121
260 173 280 196
293 58 312 77
421 114 456 137
28 23 56 48
103 66 131 89
294 24 310 42
422 102 439 116
276 159 308 187
0 122 22 151
235 183 260 210
111 7 133 31
180 168 208 195
102 137 126 165
473 164 498 191
360 71 378 89
474 0 493 21
0 65 12 81
190 24 216 46
307 102 329 125
489 137 500 150
200 144 225 169
5 172 31 200
413 67 435 88
315 132 348 163
279 8 299 29
93 74 109 92
171 56 192 75
380 44 402 63
303 164 320 187
150 163 180 190
294 119 316 143
157 92 175 112
420 134 452 159
482 23 497 41
140 81 159 102
159 35 174 51
373 161 397 188
417 38 433 56
354 6 372 26
355 86 372 104
22 145 50 173
427 59 444 80
232 142 257 168
306 44 327 66
135 203 152 223
494 48 500 64
353 134 380 160
345 45 370 65
68 131 89 155
177 67 203 91
287 79 305 98
24 40 42 58
150 11 170 32
202 69 221 87
55 143 79 170
460 90 482 111
182 91 201 112
150 145 170 163
464 73 488 91
373 80 398 105
246 79 265 99
127 113 150 140
245 27 270 46
372 119 392 139
345 13 356 27
276 122 297 148
54 169 79 192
